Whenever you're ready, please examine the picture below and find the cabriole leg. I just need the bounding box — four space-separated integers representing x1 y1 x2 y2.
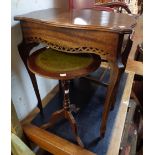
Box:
18 41 44 116
100 62 124 137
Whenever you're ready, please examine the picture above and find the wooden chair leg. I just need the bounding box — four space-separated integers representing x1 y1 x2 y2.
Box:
41 109 64 129
66 111 84 147
100 62 124 137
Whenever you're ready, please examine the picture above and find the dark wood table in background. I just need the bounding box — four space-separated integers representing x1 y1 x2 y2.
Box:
15 8 136 136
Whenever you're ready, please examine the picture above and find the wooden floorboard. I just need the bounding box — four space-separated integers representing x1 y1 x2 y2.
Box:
126 59 143 76
23 124 96 155
106 72 135 155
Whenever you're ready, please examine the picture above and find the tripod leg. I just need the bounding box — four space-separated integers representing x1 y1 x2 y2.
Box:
66 111 84 147
41 109 64 129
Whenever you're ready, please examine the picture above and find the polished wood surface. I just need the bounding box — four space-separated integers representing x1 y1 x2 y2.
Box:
15 9 136 62
15 8 136 33
15 8 136 138
23 124 96 155
18 21 120 61
27 47 101 80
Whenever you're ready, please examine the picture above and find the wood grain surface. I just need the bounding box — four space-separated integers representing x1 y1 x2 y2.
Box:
15 8 136 33
23 124 96 155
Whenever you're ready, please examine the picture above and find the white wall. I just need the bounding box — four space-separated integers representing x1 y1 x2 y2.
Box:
11 0 68 120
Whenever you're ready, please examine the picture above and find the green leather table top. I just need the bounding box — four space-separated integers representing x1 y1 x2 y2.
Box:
35 48 94 72
28 48 101 79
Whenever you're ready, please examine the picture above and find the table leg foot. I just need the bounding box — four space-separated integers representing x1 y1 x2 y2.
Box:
76 136 84 148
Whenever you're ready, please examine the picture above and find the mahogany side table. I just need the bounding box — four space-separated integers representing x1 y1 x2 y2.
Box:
14 8 136 136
